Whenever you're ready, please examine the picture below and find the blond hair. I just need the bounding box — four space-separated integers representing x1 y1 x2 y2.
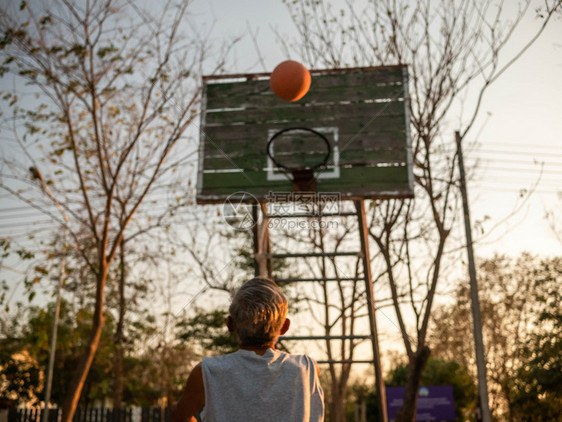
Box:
229 277 288 346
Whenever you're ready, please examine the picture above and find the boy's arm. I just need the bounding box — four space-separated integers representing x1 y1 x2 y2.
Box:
171 363 205 422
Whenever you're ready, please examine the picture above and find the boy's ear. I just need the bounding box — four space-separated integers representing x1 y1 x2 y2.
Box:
226 315 235 333
280 318 291 335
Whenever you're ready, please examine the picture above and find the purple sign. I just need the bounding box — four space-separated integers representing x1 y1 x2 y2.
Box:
386 385 456 421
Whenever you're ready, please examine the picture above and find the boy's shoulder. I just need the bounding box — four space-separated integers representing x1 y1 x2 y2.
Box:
201 350 237 363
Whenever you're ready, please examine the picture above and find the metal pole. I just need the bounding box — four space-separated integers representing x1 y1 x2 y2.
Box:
30 167 68 422
42 222 67 422
252 203 271 278
260 203 273 278
252 204 260 277
42 245 65 422
355 199 387 422
455 131 491 422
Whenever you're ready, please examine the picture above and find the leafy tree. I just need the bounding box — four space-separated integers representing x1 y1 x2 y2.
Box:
510 258 562 420
177 308 238 357
357 358 476 422
0 303 42 407
429 253 562 420
1 298 188 407
0 0 235 418
385 359 477 422
0 299 116 407
0 238 37 310
0 343 42 407
119 354 162 406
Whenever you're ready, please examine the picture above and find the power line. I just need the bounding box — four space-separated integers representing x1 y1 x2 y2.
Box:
474 166 562 175
475 161 562 171
481 142 562 151
471 182 561 189
0 220 55 229
470 175 560 184
0 212 46 219
475 185 561 194
475 149 562 158
0 206 49 213
435 145 562 157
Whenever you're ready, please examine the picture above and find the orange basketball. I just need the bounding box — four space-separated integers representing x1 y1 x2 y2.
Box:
270 60 311 102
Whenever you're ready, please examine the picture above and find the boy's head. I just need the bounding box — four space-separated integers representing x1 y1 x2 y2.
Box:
228 277 289 347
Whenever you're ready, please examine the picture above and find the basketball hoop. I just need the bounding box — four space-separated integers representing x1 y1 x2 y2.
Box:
266 127 331 192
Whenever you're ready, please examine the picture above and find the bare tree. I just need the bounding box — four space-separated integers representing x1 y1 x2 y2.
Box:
281 0 561 420
0 0 236 418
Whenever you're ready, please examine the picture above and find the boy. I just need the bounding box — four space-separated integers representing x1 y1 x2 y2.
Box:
172 277 324 422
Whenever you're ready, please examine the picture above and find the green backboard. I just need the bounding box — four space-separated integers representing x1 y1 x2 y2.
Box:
197 65 414 203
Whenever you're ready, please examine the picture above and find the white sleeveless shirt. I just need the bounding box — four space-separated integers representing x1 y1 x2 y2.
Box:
200 349 324 421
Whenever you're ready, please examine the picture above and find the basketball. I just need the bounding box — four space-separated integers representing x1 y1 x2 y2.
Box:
270 60 311 102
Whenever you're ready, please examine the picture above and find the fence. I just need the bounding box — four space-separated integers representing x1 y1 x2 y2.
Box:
7 407 171 422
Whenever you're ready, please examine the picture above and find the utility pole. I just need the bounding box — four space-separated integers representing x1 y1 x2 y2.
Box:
42 242 66 422
455 132 491 422
30 167 68 422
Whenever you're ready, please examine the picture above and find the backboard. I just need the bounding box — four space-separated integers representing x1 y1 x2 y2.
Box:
197 65 414 204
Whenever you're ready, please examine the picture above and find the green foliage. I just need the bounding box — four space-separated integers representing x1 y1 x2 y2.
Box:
0 239 36 311
510 266 562 419
223 226 292 281
177 308 238 356
361 358 476 422
0 299 184 407
422 360 477 420
120 354 162 406
19 300 116 406
0 314 42 406
2 300 115 406
387 358 477 421
429 253 562 420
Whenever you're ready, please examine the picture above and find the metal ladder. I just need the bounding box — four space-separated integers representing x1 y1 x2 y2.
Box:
252 199 387 421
